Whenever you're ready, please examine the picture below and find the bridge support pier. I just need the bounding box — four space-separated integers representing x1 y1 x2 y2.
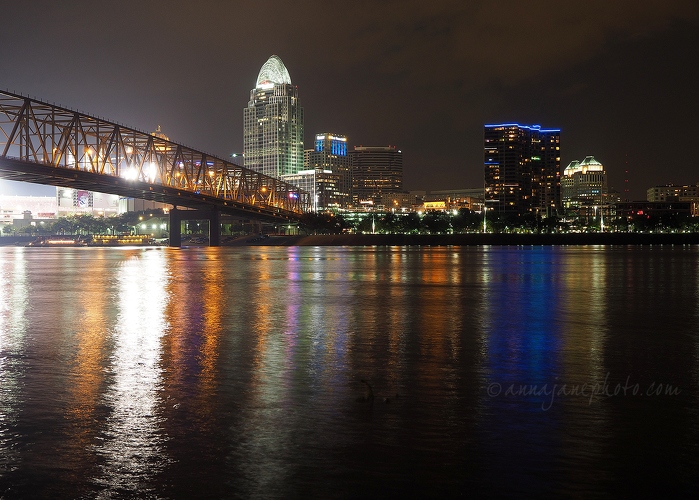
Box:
169 208 222 247
169 209 182 247
209 210 221 247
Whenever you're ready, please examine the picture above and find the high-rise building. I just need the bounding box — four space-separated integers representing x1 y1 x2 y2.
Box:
350 146 403 207
243 55 304 178
562 156 608 208
305 133 351 208
484 124 560 214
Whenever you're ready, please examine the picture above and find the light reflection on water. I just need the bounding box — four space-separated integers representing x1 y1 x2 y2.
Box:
0 249 29 482
0 245 697 497
92 250 171 497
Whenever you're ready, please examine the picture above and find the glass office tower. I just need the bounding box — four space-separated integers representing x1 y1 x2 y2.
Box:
305 133 351 208
350 146 403 206
244 55 304 178
484 124 560 214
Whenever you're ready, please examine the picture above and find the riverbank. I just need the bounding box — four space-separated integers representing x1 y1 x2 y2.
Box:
227 232 699 246
4 232 699 247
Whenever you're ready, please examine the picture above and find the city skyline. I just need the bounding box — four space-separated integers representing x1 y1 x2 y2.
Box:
0 1 697 199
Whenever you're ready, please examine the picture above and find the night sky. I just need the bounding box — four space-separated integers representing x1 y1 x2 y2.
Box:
1 0 697 199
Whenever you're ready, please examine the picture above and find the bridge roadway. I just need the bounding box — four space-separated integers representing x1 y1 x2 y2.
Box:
0 89 310 246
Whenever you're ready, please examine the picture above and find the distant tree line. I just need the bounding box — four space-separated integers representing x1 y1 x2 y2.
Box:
0 210 165 236
2 208 697 237
298 209 699 235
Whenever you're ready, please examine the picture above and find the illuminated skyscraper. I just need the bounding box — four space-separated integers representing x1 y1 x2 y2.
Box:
243 55 304 178
484 124 560 214
305 133 351 208
562 156 608 207
350 146 403 206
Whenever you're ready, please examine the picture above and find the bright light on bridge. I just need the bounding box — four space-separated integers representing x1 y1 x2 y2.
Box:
147 162 157 182
123 166 138 181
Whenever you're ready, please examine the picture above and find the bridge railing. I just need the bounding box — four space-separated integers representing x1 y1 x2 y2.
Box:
0 90 311 215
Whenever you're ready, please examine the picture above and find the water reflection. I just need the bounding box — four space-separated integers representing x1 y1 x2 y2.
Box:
0 245 697 497
476 247 619 494
92 250 170 496
0 249 29 481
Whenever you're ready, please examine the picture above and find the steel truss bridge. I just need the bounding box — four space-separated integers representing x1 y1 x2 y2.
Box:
0 89 310 244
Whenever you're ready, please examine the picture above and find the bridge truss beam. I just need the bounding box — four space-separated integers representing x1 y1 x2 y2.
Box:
0 90 310 221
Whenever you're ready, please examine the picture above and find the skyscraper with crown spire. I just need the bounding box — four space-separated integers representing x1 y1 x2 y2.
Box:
243 55 304 178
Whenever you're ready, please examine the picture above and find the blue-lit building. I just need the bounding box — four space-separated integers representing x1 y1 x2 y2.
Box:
304 133 351 208
484 124 561 214
244 55 304 178
314 133 347 156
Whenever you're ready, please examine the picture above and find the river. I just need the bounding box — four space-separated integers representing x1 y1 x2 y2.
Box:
0 245 697 497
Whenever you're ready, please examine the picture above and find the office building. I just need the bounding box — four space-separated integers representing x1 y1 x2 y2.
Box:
647 183 699 202
305 133 352 208
484 124 560 214
349 146 403 206
281 169 339 212
243 55 304 178
561 156 608 208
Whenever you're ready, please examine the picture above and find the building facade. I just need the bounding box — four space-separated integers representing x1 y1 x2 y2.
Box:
561 156 608 208
647 183 699 202
420 188 485 211
484 124 561 214
349 146 403 206
281 169 339 212
243 55 304 178
305 133 352 208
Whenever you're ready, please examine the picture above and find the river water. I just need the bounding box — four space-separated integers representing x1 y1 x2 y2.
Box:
0 245 697 498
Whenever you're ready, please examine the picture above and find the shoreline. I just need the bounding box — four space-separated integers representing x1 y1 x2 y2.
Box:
4 233 699 247
227 233 699 246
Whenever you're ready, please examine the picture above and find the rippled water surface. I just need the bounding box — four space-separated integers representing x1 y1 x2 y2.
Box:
0 245 698 497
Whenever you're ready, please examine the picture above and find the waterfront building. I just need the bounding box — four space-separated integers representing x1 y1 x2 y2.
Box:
647 183 699 202
561 156 608 208
421 188 485 211
0 195 57 230
305 133 352 208
616 201 694 218
378 192 418 211
243 55 304 178
350 146 403 206
484 124 560 214
281 169 339 212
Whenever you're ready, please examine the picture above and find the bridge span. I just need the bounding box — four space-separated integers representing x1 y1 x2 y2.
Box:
0 89 310 245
